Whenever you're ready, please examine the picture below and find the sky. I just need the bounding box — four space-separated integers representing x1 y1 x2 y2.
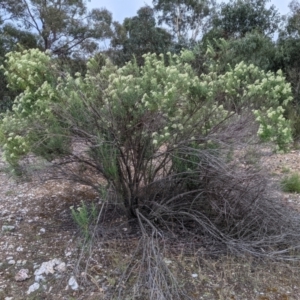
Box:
87 0 291 23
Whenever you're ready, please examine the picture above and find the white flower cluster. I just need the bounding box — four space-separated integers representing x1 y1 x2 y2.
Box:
0 49 60 163
254 106 292 152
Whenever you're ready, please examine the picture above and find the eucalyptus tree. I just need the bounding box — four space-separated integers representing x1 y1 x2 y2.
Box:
276 0 300 125
110 6 172 65
203 31 277 74
152 0 214 44
210 0 281 39
0 0 113 57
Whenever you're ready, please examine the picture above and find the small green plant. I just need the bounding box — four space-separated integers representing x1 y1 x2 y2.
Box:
244 147 260 165
70 201 97 239
281 173 300 193
281 166 290 174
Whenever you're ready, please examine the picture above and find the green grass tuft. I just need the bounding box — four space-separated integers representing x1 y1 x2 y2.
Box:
281 173 300 193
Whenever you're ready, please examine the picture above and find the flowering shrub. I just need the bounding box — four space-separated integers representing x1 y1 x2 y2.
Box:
2 49 300 268
0 48 294 212
254 107 293 152
0 49 69 165
206 41 293 151
201 62 293 151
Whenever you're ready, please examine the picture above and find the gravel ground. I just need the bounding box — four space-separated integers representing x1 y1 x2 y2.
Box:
1 147 300 299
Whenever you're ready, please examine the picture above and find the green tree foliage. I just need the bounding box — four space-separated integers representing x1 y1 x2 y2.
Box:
210 0 281 39
0 0 113 57
1 24 39 53
277 0 300 102
272 0 300 140
203 32 277 73
109 6 172 65
153 0 213 43
285 0 300 37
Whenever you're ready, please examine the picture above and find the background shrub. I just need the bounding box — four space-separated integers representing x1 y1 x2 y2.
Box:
281 173 300 193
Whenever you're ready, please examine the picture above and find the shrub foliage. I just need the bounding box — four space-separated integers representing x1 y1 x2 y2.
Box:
0 49 299 259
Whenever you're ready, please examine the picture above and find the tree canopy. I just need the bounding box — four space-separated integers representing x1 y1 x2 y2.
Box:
153 0 213 43
0 0 113 57
110 6 172 65
211 0 281 39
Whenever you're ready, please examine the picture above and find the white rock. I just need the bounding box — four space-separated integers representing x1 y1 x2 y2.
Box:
33 263 39 269
163 259 172 265
191 273 198 278
54 273 62 279
34 258 63 276
35 274 46 282
5 297 13 300
0 209 9 217
40 228 45 233
2 225 15 232
55 262 66 273
15 269 30 282
16 246 23 252
8 260 15 265
27 282 40 295
68 276 79 290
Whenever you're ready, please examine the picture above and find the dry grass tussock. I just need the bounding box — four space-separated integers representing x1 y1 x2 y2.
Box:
13 120 300 299
62 144 300 299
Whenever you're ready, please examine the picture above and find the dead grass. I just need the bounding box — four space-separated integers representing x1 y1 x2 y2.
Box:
2 146 300 299
73 233 300 300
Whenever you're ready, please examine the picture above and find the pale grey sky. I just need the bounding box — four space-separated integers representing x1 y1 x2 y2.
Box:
87 0 291 23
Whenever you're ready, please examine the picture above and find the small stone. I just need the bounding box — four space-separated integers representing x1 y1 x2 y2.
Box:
16 246 23 252
0 210 9 217
55 262 66 273
35 274 46 282
164 259 172 265
40 228 45 233
191 273 198 278
2 225 15 232
15 269 30 282
68 276 79 290
15 215 23 222
27 282 40 295
34 258 63 276
8 260 15 265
